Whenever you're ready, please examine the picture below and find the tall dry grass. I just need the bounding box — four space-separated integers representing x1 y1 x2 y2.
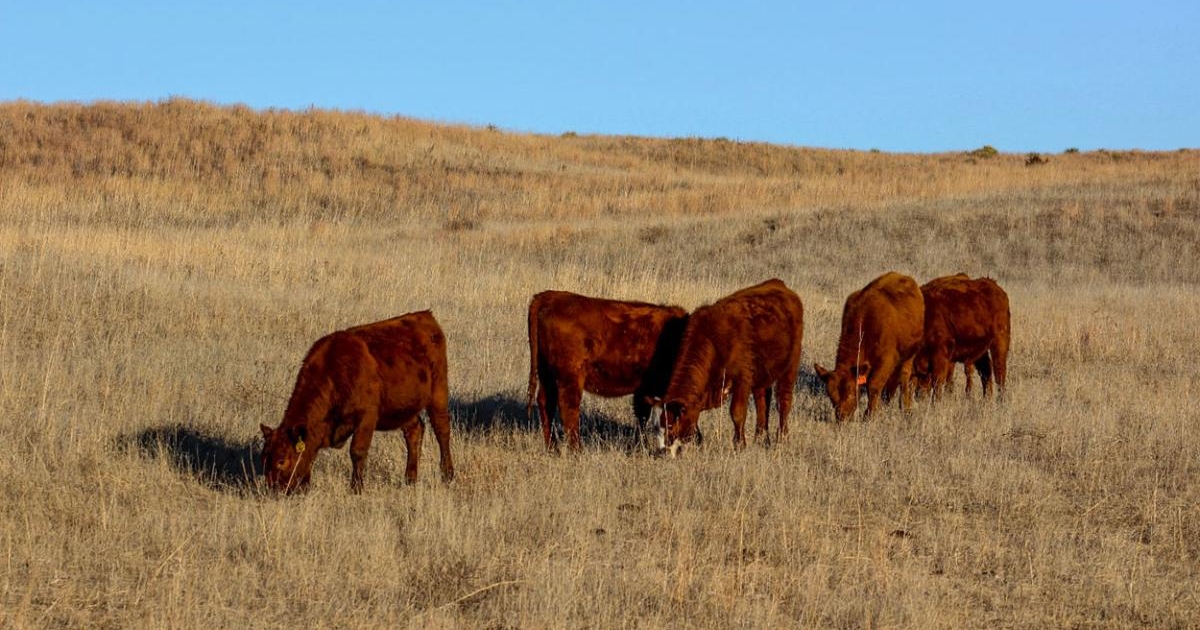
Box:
0 99 1198 628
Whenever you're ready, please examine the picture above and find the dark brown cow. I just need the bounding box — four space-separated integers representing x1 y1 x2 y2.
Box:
653 278 804 455
260 310 453 493
527 291 702 451
815 272 924 421
915 274 1010 398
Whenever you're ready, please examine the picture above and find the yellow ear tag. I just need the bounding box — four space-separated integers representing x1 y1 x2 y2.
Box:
294 441 306 454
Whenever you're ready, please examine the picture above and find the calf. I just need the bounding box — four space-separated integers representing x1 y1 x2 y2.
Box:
528 291 695 451
916 274 1010 399
815 272 924 421
653 278 804 455
260 310 453 493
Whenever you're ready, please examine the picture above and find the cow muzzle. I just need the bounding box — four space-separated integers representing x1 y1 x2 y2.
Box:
649 438 682 459
647 426 677 458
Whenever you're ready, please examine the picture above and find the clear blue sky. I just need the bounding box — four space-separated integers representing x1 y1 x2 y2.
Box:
3 2 1197 153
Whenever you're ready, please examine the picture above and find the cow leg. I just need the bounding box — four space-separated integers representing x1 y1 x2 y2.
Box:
752 387 770 445
974 352 993 398
428 402 455 483
898 356 916 411
559 379 585 452
632 389 653 448
776 373 796 441
729 382 751 449
632 390 652 428
401 415 425 484
348 409 380 493
883 370 901 403
964 352 984 393
962 361 975 396
990 336 1008 398
537 378 559 451
865 357 898 417
930 351 954 401
763 387 773 441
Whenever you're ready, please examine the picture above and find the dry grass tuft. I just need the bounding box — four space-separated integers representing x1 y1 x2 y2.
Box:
1 99 1198 628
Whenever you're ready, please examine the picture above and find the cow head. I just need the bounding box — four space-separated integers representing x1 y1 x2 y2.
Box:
260 424 314 493
644 397 702 458
814 363 863 422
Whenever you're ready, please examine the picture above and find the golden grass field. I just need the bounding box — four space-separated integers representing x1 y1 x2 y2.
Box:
1 99 1198 628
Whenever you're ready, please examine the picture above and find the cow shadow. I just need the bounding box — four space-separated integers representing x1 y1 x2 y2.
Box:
120 424 262 492
796 365 826 398
450 391 643 453
450 392 536 433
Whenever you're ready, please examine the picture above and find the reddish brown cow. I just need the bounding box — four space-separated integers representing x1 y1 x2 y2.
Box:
260 310 453 493
815 272 924 421
528 291 691 451
653 278 804 454
915 274 1010 398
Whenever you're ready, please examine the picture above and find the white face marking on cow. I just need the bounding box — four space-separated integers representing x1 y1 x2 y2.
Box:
645 400 691 457
645 403 667 453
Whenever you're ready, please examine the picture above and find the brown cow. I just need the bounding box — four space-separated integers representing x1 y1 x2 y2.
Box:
915 274 1010 399
259 310 453 493
653 278 804 455
528 290 729 451
815 272 924 421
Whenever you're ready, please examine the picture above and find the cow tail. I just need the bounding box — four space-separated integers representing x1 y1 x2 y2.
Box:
526 295 540 422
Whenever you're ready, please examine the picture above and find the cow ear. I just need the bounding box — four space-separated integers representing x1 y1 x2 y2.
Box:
853 363 872 386
814 364 831 382
260 424 273 440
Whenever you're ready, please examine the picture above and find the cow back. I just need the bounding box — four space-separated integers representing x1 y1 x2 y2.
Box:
836 272 924 370
668 278 804 403
346 310 447 413
529 290 687 397
921 275 1010 361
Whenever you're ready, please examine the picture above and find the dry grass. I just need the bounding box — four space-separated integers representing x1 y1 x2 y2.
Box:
1 99 1198 629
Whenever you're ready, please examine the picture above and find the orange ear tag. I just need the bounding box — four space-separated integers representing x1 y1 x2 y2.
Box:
855 374 868 386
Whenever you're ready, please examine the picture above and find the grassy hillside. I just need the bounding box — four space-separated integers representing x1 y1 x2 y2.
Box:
1 99 1198 628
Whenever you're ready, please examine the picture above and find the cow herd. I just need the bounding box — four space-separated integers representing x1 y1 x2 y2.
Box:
259 272 1010 493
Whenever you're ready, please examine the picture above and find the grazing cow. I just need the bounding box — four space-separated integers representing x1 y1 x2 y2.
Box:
915 274 1010 399
260 310 454 493
652 278 804 455
528 290 729 451
815 272 924 421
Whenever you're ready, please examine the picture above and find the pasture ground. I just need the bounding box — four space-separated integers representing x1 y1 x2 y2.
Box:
1 101 1198 629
